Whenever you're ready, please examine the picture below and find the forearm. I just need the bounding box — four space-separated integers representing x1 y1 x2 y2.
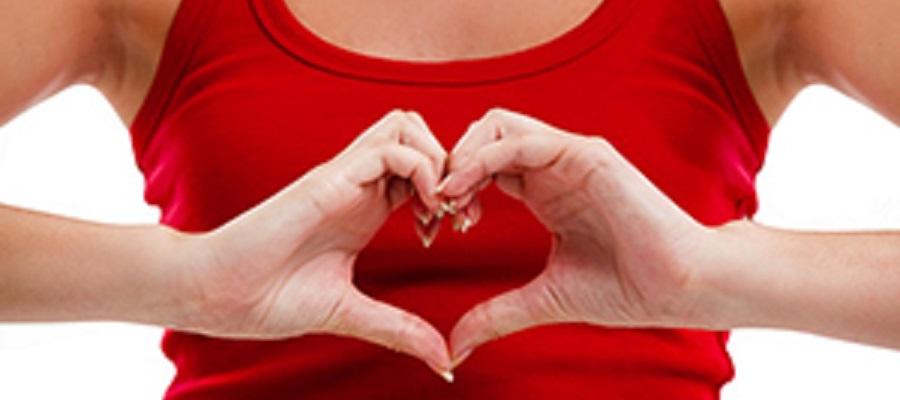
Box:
0 203 195 328
702 219 900 349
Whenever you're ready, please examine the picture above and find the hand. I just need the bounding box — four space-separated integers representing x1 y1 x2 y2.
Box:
179 110 453 376
438 109 718 365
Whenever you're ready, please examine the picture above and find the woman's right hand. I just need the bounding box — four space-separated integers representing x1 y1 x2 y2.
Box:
176 110 453 377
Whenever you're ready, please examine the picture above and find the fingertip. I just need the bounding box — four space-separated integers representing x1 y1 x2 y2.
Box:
463 198 482 231
413 320 454 373
414 215 441 248
411 169 441 212
436 172 470 198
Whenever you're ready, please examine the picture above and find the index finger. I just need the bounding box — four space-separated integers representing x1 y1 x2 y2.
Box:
439 133 569 198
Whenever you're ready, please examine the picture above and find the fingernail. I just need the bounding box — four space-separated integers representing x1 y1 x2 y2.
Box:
440 200 458 215
452 215 473 234
415 211 434 226
439 370 455 383
421 233 435 249
460 216 473 234
426 362 455 383
415 216 441 249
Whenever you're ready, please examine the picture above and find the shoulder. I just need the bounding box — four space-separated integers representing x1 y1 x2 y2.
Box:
717 0 806 125
0 0 123 124
720 0 900 124
787 0 900 123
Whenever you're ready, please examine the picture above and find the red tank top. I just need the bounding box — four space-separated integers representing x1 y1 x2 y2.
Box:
131 0 770 398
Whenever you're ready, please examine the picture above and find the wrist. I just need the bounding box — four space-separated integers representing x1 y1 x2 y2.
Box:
134 225 209 332
686 218 766 331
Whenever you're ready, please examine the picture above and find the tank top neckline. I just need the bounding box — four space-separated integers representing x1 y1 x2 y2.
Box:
249 0 636 85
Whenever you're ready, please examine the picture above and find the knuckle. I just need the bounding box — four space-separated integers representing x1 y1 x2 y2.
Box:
581 136 615 163
448 153 469 170
585 136 612 152
383 109 410 134
482 109 506 127
386 109 407 120
484 107 512 121
482 108 523 139
404 110 424 122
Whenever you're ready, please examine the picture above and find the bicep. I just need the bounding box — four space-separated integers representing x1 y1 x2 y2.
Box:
793 0 900 124
0 0 112 125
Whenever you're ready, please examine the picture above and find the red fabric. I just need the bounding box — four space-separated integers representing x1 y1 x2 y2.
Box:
130 0 771 398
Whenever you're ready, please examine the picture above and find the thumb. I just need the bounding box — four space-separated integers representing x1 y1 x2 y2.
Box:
449 274 565 366
326 289 453 379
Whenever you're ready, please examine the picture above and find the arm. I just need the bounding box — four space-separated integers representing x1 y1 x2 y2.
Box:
1 1 451 373
789 0 900 124
0 0 196 327
701 0 900 346
0 0 116 125
0 0 189 323
439 108 900 365
0 205 195 327
703 222 900 349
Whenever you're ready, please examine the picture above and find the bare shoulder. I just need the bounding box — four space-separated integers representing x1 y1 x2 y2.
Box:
720 0 900 125
0 0 114 125
788 0 900 123
717 0 807 126
95 0 182 127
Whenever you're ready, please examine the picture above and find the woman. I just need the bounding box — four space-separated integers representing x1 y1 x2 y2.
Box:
1 0 897 398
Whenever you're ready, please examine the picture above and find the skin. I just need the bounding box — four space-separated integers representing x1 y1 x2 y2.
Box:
0 0 898 381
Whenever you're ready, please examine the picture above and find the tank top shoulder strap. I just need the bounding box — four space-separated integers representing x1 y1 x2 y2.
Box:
129 0 220 159
685 0 771 156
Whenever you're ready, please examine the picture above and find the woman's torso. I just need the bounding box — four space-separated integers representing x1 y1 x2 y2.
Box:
104 0 788 398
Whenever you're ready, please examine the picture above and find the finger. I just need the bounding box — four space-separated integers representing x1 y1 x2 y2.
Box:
414 212 442 248
411 193 443 247
403 111 448 173
448 108 566 171
449 274 566 365
451 195 481 234
327 290 453 377
440 134 568 197
348 145 441 210
410 193 435 226
447 109 516 172
465 195 482 227
355 110 446 179
343 110 407 152
444 175 489 207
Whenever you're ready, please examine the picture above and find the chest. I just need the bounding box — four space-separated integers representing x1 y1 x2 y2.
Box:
133 0 767 273
285 0 606 61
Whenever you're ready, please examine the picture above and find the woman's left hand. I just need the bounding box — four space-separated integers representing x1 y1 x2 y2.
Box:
438 109 725 365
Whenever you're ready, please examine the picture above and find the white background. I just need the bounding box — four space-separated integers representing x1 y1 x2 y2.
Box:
0 85 898 398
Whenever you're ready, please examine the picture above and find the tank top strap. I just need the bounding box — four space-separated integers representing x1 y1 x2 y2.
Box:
686 0 771 160
130 0 219 161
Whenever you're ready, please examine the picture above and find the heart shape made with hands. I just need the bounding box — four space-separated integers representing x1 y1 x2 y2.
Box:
360 106 702 382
